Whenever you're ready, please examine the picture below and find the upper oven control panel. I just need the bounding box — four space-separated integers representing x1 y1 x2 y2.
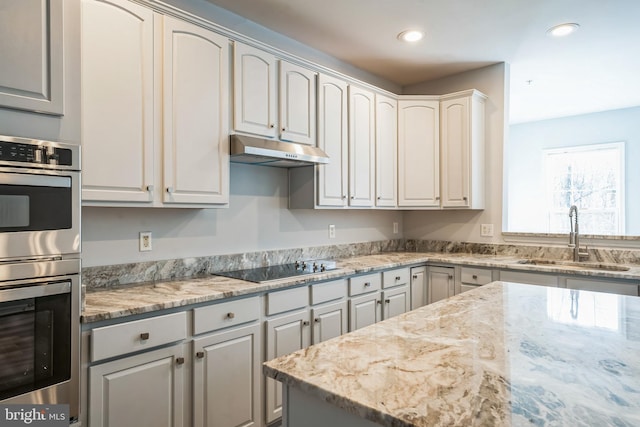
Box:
0 135 80 170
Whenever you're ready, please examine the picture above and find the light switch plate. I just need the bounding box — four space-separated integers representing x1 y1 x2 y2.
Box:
328 224 336 239
480 224 494 237
139 231 152 251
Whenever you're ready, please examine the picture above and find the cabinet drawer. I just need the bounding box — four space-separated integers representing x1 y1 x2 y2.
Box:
460 284 480 293
349 273 381 296
193 296 260 335
91 312 187 362
310 279 347 305
382 268 410 288
460 267 493 285
265 286 309 316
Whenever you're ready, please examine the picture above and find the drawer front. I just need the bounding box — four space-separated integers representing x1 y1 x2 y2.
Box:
266 286 309 316
193 296 260 335
382 268 410 288
461 267 493 285
460 284 480 293
91 311 188 362
310 279 347 305
349 273 381 296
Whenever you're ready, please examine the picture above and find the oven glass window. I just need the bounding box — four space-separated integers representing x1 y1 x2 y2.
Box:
0 174 72 232
0 287 71 400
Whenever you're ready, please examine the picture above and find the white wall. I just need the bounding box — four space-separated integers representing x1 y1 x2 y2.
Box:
82 164 403 267
401 63 509 244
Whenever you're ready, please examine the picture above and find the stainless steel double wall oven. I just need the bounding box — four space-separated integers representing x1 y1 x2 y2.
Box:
0 135 81 422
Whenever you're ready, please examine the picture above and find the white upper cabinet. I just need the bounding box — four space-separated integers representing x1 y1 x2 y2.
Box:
0 0 64 115
233 42 317 145
440 90 486 209
81 0 155 204
348 85 376 207
375 94 397 208
162 16 229 205
81 0 230 207
316 74 349 207
397 98 440 207
233 42 278 138
279 61 316 145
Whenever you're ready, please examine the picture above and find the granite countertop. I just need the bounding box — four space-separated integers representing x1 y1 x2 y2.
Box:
264 281 640 427
82 252 640 323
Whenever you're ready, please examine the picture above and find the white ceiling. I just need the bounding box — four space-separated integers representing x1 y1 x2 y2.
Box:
204 0 640 123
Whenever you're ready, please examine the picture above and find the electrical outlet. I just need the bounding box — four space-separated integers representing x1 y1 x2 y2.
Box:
393 222 399 234
328 224 336 239
139 231 152 251
480 224 494 237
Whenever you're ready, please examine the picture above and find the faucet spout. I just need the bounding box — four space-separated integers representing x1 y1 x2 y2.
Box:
568 205 588 262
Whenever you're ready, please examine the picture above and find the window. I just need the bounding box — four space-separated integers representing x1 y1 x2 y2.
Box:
544 142 624 235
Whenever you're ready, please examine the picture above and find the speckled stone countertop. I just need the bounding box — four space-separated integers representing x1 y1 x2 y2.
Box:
82 252 640 323
264 281 640 427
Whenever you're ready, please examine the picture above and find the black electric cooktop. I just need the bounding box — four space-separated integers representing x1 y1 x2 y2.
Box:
214 260 338 283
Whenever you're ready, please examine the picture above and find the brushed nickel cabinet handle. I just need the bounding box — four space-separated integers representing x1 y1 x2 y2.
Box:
176 357 185 365
196 351 205 359
140 332 150 340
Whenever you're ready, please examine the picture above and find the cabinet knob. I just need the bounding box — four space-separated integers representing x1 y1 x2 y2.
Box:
196 351 205 359
463 196 468 201
385 299 390 304
270 124 275 128
472 275 478 280
302 320 310 326
314 318 320 323
176 357 185 365
376 300 382 305
449 275 453 279
412 275 418 279
395 276 401 281
377 196 381 200
351 196 354 199
364 282 371 287
146 185 154 192
166 187 174 194
226 312 235 319
140 332 150 340
282 127 286 132
435 196 440 200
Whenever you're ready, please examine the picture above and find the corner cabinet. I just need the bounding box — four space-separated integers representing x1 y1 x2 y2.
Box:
440 90 486 209
397 98 440 208
233 42 316 145
0 0 64 115
81 1 229 207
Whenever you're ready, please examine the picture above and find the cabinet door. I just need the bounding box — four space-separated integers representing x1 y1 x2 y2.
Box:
410 266 428 310
397 99 440 207
279 61 316 145
162 16 229 205
81 0 154 203
565 278 639 296
348 86 375 207
375 94 397 207
428 266 455 304
382 285 410 319
349 292 381 331
233 42 277 138
311 300 348 344
89 344 185 427
0 0 63 115
193 324 261 427
440 96 470 208
317 74 348 207
265 310 311 424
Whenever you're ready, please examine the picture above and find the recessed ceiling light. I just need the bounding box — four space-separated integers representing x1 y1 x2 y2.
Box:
547 23 580 37
397 30 424 43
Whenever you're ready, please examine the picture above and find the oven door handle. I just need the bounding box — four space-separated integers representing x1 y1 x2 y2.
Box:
0 281 70 302
0 173 71 188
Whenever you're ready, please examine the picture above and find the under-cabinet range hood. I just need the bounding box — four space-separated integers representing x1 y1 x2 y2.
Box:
230 134 330 167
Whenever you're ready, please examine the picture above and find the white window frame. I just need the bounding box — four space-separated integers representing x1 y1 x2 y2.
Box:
543 141 625 235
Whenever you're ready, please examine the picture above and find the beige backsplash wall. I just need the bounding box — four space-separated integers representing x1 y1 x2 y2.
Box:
81 163 404 267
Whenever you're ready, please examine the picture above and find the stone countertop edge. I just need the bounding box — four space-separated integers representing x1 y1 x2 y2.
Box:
82 251 640 323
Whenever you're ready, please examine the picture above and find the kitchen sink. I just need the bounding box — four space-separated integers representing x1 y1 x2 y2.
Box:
517 258 630 271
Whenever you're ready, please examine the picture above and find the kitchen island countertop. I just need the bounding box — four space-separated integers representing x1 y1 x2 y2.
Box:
264 281 640 427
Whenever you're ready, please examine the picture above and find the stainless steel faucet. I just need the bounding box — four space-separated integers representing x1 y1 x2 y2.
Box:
568 205 589 262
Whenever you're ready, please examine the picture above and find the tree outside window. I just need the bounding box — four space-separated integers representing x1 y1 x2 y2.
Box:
544 142 624 235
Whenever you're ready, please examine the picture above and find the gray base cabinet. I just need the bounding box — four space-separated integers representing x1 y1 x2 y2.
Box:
428 266 455 304
88 344 186 427
410 266 428 310
193 323 261 427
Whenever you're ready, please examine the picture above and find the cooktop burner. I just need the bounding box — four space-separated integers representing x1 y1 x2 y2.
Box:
214 260 338 283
